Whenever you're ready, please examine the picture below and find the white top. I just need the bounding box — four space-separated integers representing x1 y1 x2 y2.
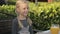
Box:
18 26 30 34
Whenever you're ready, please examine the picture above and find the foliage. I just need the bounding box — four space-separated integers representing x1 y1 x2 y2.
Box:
0 5 15 19
0 2 60 30
29 2 60 30
7 0 16 5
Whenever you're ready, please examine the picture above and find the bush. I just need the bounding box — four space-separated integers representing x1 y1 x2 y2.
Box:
0 5 16 19
7 0 16 5
0 2 60 30
53 0 60 2
29 2 60 30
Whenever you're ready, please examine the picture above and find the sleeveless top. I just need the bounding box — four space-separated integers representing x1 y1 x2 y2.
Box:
12 18 33 34
18 19 30 34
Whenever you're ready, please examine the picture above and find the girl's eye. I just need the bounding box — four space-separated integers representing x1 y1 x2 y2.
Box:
23 7 29 10
27 7 29 9
23 8 26 10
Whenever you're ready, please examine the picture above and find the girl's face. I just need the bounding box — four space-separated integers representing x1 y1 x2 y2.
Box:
16 3 29 17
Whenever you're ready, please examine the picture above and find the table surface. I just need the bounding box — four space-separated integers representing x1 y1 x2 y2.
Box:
36 30 60 34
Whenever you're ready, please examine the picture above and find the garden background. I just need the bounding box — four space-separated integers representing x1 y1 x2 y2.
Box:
0 0 60 34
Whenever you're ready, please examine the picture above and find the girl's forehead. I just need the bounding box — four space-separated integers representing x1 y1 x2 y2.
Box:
20 4 28 9
20 3 28 6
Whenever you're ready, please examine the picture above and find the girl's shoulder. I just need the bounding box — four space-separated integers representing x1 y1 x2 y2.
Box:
12 17 18 24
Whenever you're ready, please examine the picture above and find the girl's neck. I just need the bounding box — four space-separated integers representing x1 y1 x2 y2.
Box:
17 15 26 20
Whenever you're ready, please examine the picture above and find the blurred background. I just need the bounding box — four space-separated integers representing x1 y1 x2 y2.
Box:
0 0 60 34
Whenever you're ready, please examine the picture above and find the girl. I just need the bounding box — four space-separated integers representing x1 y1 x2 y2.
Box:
12 0 33 34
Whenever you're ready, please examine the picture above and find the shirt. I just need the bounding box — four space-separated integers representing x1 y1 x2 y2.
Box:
12 17 33 34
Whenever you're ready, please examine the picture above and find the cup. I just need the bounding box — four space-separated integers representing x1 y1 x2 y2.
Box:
50 24 59 34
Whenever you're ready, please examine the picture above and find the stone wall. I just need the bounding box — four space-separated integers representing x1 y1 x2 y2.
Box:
0 20 12 34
